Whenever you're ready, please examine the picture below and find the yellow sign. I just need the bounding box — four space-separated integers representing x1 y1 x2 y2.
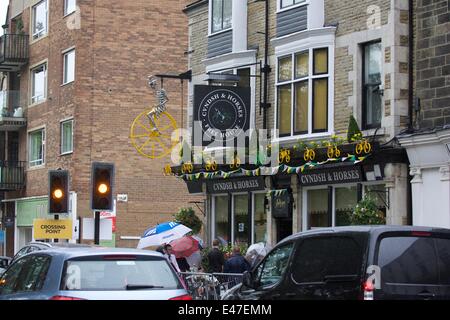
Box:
33 219 73 240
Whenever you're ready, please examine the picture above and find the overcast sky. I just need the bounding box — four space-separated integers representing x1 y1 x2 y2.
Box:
0 0 7 35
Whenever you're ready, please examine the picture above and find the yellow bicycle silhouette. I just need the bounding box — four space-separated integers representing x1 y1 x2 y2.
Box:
181 162 194 174
279 149 291 164
230 156 241 170
304 148 316 161
205 160 218 171
327 146 341 159
355 139 372 155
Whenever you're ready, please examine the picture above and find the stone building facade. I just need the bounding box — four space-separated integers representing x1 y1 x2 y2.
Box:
0 0 198 256
181 0 411 247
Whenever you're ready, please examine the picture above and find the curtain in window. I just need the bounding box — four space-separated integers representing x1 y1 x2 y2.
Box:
364 42 382 128
214 196 229 244
314 48 328 75
254 194 267 244
62 121 73 154
278 85 292 136
294 81 308 133
295 52 309 79
234 195 249 246
278 56 292 82
313 78 328 132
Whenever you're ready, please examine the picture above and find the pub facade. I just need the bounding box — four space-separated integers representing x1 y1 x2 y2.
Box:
174 0 412 247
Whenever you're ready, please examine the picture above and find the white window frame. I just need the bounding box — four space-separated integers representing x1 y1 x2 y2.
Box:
275 46 332 141
28 127 45 168
31 0 48 41
64 0 77 17
62 48 76 85
60 118 74 155
277 0 309 13
30 62 48 105
208 0 233 36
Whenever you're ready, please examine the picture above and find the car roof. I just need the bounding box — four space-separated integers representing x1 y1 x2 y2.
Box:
27 247 165 260
278 225 450 245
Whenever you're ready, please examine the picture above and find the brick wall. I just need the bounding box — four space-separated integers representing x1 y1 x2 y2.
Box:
9 0 204 248
415 0 450 127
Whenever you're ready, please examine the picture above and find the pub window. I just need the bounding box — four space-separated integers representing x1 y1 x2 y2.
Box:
277 48 329 137
362 41 383 129
254 193 267 243
211 0 232 34
214 196 229 245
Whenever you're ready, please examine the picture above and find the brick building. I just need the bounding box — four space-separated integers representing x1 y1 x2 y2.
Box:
399 0 450 228
176 0 413 247
0 0 199 256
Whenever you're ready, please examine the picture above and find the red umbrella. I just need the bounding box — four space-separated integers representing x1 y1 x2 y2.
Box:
169 236 199 258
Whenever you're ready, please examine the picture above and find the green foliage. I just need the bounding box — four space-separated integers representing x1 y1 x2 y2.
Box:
347 115 363 143
350 195 386 225
16 17 24 35
174 207 202 235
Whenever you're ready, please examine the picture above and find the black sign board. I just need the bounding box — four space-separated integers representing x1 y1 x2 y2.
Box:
3 217 14 228
272 192 292 219
186 181 204 194
207 177 265 194
193 85 251 147
299 165 363 186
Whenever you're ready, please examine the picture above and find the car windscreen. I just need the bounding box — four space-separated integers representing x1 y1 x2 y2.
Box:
377 236 450 285
60 256 182 291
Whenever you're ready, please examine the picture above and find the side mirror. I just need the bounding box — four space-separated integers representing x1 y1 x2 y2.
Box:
242 271 256 289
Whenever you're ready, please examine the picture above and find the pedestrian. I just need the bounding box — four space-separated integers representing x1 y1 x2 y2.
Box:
176 256 191 272
223 246 251 274
163 244 181 273
207 239 225 273
155 245 165 255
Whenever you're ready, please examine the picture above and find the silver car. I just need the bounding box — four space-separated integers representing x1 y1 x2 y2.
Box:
0 247 191 300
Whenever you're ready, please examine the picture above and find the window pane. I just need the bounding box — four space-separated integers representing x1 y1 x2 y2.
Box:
65 0 76 15
277 85 292 136
259 244 293 287
14 256 51 292
295 52 309 78
64 51 75 84
32 65 46 104
62 121 73 154
214 196 229 245
313 78 328 132
234 195 249 246
33 1 47 39
281 0 294 8
436 238 450 285
294 81 308 133
307 189 329 229
254 194 267 244
378 237 439 285
29 130 43 166
237 68 250 88
278 56 292 82
314 48 328 75
223 0 232 30
0 258 28 295
335 186 357 226
365 42 382 84
212 0 223 33
364 184 387 218
292 237 363 283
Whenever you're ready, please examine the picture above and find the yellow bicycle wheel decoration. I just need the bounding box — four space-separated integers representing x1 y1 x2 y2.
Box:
356 140 372 155
279 149 291 164
181 162 194 174
205 160 218 171
130 109 178 159
327 146 341 159
230 156 241 170
304 148 316 161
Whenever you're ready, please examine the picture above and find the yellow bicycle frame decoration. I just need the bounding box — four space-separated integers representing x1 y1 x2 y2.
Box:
230 156 241 170
181 163 194 174
279 149 291 164
355 139 372 155
327 146 341 159
205 160 218 171
304 148 316 161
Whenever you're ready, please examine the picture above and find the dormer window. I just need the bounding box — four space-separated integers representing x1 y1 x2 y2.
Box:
211 0 232 33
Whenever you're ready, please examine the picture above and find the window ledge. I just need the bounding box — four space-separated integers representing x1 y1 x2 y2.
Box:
63 11 76 19
60 151 73 156
273 133 332 146
27 164 46 171
30 33 49 45
209 27 232 37
362 127 386 138
28 100 47 108
61 81 75 87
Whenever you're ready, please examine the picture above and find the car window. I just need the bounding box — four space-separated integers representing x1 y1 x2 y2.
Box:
435 238 450 285
377 237 439 285
257 243 294 288
61 257 182 291
13 247 31 261
14 255 51 293
292 236 364 284
0 257 29 295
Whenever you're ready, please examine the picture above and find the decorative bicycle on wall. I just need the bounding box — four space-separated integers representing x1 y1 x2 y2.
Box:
130 77 179 159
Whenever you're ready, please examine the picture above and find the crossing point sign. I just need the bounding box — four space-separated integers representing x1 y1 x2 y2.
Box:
33 219 73 240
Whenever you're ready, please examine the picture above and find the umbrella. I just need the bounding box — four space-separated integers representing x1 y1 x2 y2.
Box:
169 236 199 258
137 222 191 249
246 242 271 266
186 251 202 269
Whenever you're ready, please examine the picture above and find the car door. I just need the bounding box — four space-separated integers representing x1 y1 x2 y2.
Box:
0 254 52 300
237 242 295 300
286 235 366 300
434 237 450 299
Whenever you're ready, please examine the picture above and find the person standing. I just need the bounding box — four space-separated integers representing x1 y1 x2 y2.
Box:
164 244 181 273
207 239 225 273
223 246 250 274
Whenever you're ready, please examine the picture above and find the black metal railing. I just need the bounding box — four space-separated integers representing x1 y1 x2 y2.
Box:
0 161 26 191
0 34 29 63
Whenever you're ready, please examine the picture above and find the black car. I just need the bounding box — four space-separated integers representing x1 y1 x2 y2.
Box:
223 226 450 300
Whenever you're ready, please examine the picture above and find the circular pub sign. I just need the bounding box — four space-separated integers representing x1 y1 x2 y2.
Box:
198 88 248 141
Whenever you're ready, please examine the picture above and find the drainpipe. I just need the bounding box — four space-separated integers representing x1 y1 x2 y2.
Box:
262 0 271 130
408 0 414 132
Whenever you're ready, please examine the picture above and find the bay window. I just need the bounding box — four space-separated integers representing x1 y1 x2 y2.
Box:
277 47 329 137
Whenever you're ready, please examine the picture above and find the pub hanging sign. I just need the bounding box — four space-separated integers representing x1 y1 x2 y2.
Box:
299 165 363 187
271 191 292 219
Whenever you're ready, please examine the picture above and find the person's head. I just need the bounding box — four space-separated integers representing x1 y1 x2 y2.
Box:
164 244 173 254
212 239 220 247
233 246 241 255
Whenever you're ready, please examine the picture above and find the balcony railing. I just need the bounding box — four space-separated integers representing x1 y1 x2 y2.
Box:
0 34 29 72
0 161 26 191
0 91 26 130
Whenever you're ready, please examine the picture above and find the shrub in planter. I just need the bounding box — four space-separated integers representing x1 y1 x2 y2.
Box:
350 195 386 225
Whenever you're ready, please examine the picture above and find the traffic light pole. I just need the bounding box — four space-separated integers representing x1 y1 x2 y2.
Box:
94 211 100 245
54 215 59 243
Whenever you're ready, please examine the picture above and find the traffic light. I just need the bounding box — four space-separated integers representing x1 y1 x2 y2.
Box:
91 162 114 211
49 170 69 214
